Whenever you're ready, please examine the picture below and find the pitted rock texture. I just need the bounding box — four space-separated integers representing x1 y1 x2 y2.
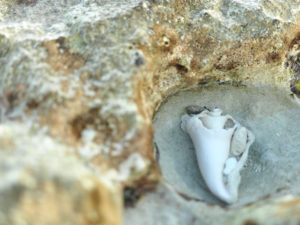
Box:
0 123 122 225
125 182 300 225
0 0 299 224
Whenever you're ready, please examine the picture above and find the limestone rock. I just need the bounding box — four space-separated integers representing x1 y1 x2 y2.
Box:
0 0 299 224
125 182 300 225
0 122 122 225
150 84 300 225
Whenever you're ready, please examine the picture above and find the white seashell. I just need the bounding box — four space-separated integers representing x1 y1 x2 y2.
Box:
231 127 248 156
181 108 255 204
223 157 237 175
294 94 300 106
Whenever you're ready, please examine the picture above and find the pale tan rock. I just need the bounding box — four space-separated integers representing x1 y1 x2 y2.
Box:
0 0 299 224
0 123 122 225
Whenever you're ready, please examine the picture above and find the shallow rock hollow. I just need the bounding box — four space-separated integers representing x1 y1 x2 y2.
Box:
148 83 300 225
0 0 299 225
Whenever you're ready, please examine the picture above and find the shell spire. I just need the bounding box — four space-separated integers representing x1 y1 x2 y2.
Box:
181 108 255 204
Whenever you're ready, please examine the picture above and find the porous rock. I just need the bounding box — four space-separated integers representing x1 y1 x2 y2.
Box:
0 0 299 224
0 123 122 225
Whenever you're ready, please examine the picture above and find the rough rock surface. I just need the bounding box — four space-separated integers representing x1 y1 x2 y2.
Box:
125 182 300 225
0 122 122 225
0 0 299 224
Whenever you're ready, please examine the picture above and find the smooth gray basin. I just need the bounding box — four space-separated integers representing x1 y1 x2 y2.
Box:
153 83 300 206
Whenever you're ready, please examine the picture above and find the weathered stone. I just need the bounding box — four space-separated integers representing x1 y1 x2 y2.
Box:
125 182 300 225
0 0 299 224
185 105 206 114
148 84 300 224
0 123 122 225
